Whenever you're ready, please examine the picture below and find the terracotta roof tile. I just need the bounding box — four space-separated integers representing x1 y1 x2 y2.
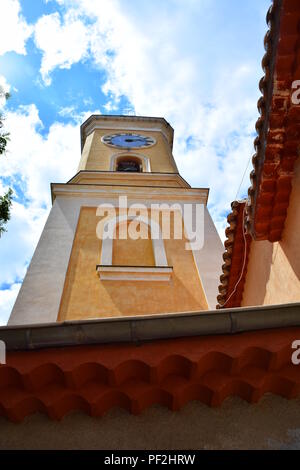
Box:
217 0 300 308
217 201 252 309
246 0 300 241
0 328 299 422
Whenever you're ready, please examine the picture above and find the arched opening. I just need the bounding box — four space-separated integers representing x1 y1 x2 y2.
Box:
116 156 143 173
110 153 151 172
99 215 169 267
97 214 172 281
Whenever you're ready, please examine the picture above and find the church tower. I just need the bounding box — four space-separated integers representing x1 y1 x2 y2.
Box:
8 115 223 325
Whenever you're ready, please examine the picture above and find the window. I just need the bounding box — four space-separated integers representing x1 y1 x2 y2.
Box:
110 153 151 172
116 157 142 173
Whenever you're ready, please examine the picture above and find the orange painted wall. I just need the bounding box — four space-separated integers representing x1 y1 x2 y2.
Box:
58 207 208 321
242 158 300 306
112 223 155 266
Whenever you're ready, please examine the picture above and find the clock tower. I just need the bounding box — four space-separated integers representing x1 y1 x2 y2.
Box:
8 115 223 325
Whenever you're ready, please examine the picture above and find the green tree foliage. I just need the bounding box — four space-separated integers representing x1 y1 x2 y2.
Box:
0 87 10 155
0 188 13 236
0 87 13 237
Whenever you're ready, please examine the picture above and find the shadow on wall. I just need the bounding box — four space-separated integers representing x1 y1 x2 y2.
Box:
242 240 273 306
280 157 300 282
242 158 300 307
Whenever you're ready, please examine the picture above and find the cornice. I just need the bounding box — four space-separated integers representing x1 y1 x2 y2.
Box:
50 182 209 205
67 170 191 188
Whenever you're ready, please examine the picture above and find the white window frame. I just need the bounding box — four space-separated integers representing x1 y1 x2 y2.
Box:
97 215 172 281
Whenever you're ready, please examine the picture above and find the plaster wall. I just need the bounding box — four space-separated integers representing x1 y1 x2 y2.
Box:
113 223 154 266
8 198 76 325
8 191 222 325
78 129 177 174
0 396 300 450
195 208 223 308
57 207 208 321
242 158 300 306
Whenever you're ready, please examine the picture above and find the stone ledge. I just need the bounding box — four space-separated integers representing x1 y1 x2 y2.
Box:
96 265 173 281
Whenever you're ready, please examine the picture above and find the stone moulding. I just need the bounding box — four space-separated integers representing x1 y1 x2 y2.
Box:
96 265 173 282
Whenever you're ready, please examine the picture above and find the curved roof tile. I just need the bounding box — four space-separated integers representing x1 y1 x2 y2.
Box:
217 201 252 309
0 328 299 422
246 0 300 241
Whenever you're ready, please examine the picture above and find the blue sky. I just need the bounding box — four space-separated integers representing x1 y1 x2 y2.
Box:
0 0 271 324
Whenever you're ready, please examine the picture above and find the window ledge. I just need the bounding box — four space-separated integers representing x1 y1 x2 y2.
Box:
96 265 173 281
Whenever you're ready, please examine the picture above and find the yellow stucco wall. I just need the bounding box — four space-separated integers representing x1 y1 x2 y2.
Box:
58 207 208 321
242 158 300 306
112 223 155 266
78 129 178 174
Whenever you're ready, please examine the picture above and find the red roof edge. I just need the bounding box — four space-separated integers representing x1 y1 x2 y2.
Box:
217 201 252 309
246 0 300 241
0 326 299 422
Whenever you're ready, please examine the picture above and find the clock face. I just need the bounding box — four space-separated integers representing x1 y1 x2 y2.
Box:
101 133 156 149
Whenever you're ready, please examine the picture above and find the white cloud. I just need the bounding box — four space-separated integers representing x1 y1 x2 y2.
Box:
0 0 271 320
0 197 48 285
0 75 11 107
2 104 80 206
0 99 103 323
34 10 90 85
0 0 32 56
0 283 21 325
35 0 263 225
0 103 84 324
58 105 77 117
